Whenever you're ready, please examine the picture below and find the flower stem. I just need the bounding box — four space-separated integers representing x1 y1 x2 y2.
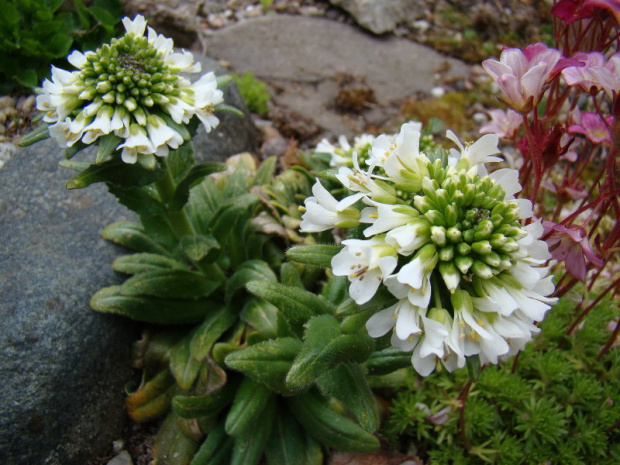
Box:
155 156 196 239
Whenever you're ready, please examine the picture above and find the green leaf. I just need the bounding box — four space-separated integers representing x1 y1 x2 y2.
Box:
231 396 276 465
95 133 122 163
226 260 277 304
190 305 236 361
14 67 38 88
321 275 349 304
364 347 412 376
467 354 482 382
279 262 304 289
286 315 375 391
190 422 234 465
126 369 176 422
225 338 302 394
179 234 220 262
172 383 237 419
209 193 259 241
316 363 379 431
112 253 186 275
91 286 210 324
170 334 202 390
18 124 49 147
225 377 273 436
107 185 165 216
240 298 279 338
252 156 277 186
185 178 220 232
265 405 324 465
64 140 89 159
215 103 244 117
285 245 343 267
65 157 164 189
245 281 335 336
169 162 227 211
102 221 171 256
287 391 380 452
152 411 199 465
120 269 220 300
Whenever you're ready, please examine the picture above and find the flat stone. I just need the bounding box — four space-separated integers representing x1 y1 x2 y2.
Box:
203 15 469 139
329 0 426 34
0 57 258 464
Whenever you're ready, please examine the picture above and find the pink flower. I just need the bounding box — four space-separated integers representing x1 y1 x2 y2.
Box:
562 51 620 98
479 108 523 138
552 0 597 23
543 221 604 281
568 107 614 143
482 43 569 114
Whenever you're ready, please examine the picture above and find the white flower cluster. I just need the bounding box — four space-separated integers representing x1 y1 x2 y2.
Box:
36 15 224 165
300 122 557 376
314 133 375 168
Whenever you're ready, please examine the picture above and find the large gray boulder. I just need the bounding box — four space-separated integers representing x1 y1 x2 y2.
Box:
0 58 258 464
203 15 469 139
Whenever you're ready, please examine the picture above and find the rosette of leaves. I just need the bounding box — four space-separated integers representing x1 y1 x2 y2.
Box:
0 0 122 92
81 151 411 464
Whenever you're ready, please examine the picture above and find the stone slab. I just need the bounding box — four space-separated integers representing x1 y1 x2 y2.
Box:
203 15 470 138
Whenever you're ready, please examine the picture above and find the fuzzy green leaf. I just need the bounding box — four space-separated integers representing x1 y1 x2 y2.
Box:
170 334 202 390
245 281 335 336
225 338 302 394
172 382 238 419
190 422 234 465
153 411 199 465
179 234 220 262
364 347 412 376
240 298 279 338
286 315 375 391
120 269 220 300
95 133 122 163
252 156 277 186
230 396 276 465
226 260 277 304
209 193 259 241
190 305 236 361
265 405 324 465
91 286 210 324
285 244 343 267
102 221 171 256
169 162 227 211
316 363 379 431
287 391 380 452
18 124 49 147
112 253 186 275
225 377 274 436
65 157 164 189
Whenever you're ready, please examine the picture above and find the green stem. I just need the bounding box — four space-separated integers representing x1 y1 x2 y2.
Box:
155 157 196 239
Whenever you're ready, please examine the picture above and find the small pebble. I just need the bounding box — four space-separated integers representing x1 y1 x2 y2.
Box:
106 450 133 465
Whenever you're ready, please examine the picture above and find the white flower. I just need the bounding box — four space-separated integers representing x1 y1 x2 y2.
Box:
119 124 155 164
36 14 226 165
331 237 398 304
299 180 363 232
301 122 557 376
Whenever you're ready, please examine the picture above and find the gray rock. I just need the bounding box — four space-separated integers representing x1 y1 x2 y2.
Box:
0 57 258 464
329 0 427 34
203 15 470 139
0 138 138 465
